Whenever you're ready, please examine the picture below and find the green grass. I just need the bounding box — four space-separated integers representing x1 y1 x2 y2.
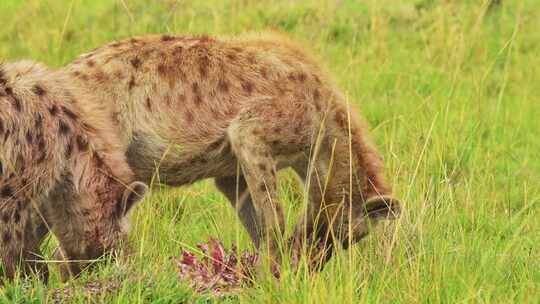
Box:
1 0 539 302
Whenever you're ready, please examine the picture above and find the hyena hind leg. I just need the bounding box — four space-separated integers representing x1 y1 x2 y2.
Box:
227 116 286 261
214 175 262 247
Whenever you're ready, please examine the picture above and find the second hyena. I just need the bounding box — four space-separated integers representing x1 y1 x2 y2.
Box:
0 61 147 282
64 33 401 268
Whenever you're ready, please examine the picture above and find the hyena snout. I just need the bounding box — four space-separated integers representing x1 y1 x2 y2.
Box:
54 181 148 281
291 195 402 270
53 245 124 280
342 195 402 247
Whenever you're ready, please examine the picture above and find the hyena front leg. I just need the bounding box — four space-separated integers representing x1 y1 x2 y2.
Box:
0 209 20 281
227 112 286 263
0 203 48 281
215 175 262 247
45 184 90 280
21 207 50 282
290 156 337 269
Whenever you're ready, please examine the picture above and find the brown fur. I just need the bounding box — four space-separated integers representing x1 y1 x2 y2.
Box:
63 32 401 268
0 61 147 282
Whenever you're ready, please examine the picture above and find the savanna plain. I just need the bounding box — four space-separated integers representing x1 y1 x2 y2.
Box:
0 0 539 303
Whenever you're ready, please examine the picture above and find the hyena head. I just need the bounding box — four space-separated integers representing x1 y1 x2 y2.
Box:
309 195 401 269
53 174 148 280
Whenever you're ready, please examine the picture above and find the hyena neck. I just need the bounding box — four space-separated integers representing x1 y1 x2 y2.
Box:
69 150 128 244
50 138 132 268
49 70 135 189
330 104 392 201
68 126 134 213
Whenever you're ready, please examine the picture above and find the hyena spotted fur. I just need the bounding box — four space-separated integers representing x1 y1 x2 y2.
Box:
0 61 147 282
64 32 401 268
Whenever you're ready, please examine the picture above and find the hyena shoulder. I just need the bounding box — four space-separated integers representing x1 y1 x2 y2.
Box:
0 60 131 197
0 60 77 199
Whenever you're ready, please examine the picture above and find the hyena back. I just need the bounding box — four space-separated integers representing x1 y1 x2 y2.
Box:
65 33 401 268
0 61 147 282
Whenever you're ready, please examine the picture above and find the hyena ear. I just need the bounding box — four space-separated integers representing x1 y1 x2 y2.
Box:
364 195 401 220
118 181 148 217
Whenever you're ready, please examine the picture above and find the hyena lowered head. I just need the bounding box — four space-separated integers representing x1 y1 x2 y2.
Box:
0 61 148 282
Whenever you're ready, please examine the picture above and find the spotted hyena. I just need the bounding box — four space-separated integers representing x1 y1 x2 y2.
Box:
0 61 147 282
64 32 401 268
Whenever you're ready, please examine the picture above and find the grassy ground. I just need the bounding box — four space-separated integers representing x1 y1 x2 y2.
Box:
1 0 539 302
